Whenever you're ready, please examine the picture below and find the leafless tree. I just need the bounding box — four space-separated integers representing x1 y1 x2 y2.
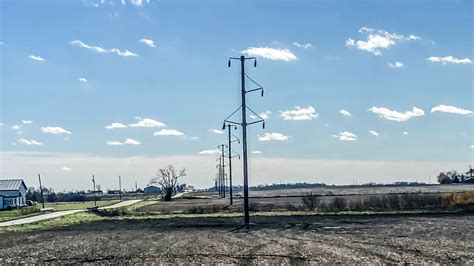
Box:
150 165 186 201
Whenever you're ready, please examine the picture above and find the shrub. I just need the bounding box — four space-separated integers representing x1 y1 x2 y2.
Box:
19 206 40 215
302 192 320 211
95 208 129 217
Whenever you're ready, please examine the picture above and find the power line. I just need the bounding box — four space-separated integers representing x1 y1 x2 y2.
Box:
224 55 265 226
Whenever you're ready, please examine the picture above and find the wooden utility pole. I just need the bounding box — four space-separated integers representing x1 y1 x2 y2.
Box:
119 175 122 201
38 174 45 209
92 174 97 207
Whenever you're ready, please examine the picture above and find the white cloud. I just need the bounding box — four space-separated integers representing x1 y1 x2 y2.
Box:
427 56 471 65
129 118 165 128
403 131 409 135
293 42 312 49
471 145 474 149
79 77 88 83
431 105 472 116
70 40 138 57
280 106 318 120
210 129 224 134
28 55 45 62
242 47 297 61
346 27 420 56
11 125 20 130
252 151 262 154
340 109 352 117
139 38 155 47
332 131 357 141
198 149 221 155
105 122 127 129
369 130 379 136
41 127 72 135
259 111 272 120
0 123 3 126
61 167 72 171
22 120 32 124
388 61 404 68
106 138 141 145
154 129 184 136
258 132 289 141
18 138 43 145
130 0 145 6
368 106 425 122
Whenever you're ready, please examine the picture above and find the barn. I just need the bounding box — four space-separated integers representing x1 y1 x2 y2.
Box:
0 179 28 210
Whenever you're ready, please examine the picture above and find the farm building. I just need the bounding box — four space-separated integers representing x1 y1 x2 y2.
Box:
144 185 161 194
0 179 28 210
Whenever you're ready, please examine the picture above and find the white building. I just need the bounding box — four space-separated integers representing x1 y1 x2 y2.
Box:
0 179 28 210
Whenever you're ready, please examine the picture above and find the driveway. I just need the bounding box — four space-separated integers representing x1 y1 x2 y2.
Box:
0 199 142 227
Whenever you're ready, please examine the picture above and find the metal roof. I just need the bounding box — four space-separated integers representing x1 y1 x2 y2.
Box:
0 179 26 191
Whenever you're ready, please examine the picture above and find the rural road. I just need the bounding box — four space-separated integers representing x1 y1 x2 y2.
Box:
0 199 142 227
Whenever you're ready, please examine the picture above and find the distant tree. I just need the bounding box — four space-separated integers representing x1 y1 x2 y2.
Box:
47 192 58 202
150 165 186 201
437 172 452 184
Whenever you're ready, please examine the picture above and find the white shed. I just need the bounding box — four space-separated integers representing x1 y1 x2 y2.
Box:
0 179 28 210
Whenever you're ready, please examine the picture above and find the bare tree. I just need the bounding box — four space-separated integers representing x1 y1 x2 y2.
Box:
150 165 186 201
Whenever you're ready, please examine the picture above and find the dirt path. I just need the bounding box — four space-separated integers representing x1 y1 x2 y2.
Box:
0 213 472 263
99 199 142 210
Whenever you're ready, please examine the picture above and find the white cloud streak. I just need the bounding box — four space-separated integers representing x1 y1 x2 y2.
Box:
333 131 358 141
70 40 138 57
293 42 312 49
106 138 141 145
340 109 352 117
369 130 379 136
18 138 44 145
79 77 88 83
346 27 420 56
139 38 155 47
210 129 224 134
198 149 221 155
153 129 184 136
242 47 297 61
388 61 404 68
427 56 471 65
105 122 127 129
369 106 425 122
258 132 289 141
41 127 72 135
22 120 32 124
28 55 45 62
129 118 165 128
280 106 318 120
431 105 472 116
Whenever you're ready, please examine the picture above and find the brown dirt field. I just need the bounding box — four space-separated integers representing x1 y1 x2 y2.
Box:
0 213 473 264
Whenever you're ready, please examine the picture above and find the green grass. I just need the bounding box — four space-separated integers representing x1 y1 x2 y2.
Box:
0 212 107 233
0 207 40 222
44 200 120 211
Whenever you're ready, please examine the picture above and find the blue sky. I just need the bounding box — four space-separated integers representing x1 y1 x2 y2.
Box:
0 0 472 190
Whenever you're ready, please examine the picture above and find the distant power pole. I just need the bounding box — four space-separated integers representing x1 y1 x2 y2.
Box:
226 124 240 205
219 144 227 198
225 55 264 226
119 175 122 201
38 174 45 209
92 174 97 207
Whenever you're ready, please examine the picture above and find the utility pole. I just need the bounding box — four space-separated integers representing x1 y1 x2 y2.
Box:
219 144 227 198
225 55 264 226
226 124 240 205
119 175 122 201
92 174 97 207
38 174 45 209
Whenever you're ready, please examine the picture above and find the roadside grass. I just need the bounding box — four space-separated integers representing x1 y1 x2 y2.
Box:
45 200 120 211
0 207 40 222
0 212 107 233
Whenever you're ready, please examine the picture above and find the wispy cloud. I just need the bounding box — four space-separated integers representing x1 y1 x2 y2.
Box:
18 138 44 145
79 77 88 83
388 61 404 68
403 131 409 135
198 149 221 155
242 47 297 61
105 122 127 129
129 118 165 128
70 40 138 57
106 138 141 145
280 106 318 120
41 127 72 135
61 167 72 171
154 129 184 136
369 106 425 122
293 42 312 49
369 130 379 136
139 38 155 47
427 56 471 65
340 109 352 117
11 125 20 130
258 132 289 141
431 105 472 116
259 111 272 120
210 129 224 134
22 120 32 124
28 55 45 62
332 131 357 141
252 150 262 154
346 27 420 56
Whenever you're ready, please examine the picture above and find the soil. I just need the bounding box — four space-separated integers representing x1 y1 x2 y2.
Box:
0 213 473 264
